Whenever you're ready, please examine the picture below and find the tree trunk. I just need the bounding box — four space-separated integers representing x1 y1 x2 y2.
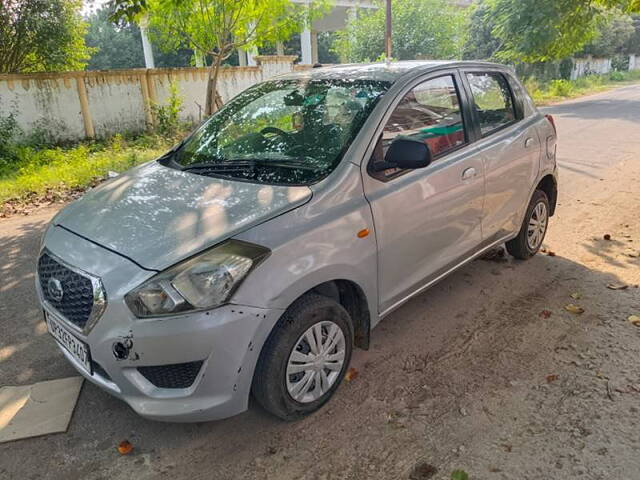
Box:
205 54 224 116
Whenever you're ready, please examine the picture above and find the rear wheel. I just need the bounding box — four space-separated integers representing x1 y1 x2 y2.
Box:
252 294 353 421
506 189 550 260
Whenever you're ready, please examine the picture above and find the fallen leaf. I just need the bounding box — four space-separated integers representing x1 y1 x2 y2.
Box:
546 374 559 383
604 234 612 241
117 440 133 455
345 367 359 382
570 292 582 300
451 470 469 480
628 315 640 327
565 304 585 314
539 310 552 318
607 283 629 290
547 251 557 257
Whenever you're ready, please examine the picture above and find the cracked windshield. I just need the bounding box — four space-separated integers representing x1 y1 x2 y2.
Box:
168 79 390 185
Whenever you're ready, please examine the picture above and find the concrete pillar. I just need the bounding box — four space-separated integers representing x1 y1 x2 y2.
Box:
139 16 155 69
301 28 313 65
311 31 319 64
238 50 248 67
75 76 95 139
247 47 258 67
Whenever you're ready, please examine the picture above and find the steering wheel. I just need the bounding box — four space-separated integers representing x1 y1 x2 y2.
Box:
260 126 294 142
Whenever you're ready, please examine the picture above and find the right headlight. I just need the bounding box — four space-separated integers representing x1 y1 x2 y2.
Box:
125 240 270 318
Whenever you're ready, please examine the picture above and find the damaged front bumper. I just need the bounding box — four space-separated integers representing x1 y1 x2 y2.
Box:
37 225 284 422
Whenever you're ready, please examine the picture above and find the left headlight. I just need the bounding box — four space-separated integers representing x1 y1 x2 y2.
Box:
125 240 270 318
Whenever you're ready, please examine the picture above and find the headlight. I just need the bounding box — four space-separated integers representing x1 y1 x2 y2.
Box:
125 240 270 317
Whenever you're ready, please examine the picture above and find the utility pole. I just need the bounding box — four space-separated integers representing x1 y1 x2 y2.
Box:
385 0 392 61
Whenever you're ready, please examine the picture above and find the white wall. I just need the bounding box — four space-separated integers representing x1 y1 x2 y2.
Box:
630 55 639 72
0 56 300 141
570 56 612 80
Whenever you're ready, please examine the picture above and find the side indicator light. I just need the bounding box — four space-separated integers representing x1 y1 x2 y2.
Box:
357 229 370 238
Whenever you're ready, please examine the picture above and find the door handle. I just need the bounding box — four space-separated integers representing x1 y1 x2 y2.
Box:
525 137 534 148
461 167 477 181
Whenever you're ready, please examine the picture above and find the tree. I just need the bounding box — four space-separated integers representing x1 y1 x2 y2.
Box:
462 2 502 60
580 10 635 57
85 4 193 70
486 0 640 63
0 0 93 73
333 0 468 63
112 0 324 116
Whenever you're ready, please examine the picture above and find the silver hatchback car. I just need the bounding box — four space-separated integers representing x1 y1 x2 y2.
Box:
37 61 557 422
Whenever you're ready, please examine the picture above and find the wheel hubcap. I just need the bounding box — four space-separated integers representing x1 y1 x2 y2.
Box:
527 201 548 250
286 321 346 403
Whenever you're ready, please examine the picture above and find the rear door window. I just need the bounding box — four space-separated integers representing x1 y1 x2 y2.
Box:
466 72 516 136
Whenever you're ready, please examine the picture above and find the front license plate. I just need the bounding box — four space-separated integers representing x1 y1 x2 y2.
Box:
45 310 92 374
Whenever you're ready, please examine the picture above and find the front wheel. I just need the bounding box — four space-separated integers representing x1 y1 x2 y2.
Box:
252 294 353 421
506 189 550 260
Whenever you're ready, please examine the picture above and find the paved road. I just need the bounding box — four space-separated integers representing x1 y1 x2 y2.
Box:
1 85 639 479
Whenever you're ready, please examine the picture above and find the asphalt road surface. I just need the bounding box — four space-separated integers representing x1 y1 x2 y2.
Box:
1 85 640 480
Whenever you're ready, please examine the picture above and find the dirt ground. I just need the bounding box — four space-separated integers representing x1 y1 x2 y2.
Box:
1 86 639 480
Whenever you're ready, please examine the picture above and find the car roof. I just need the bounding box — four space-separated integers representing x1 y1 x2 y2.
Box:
276 60 509 83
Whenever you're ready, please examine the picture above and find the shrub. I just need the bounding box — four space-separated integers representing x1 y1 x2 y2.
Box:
549 79 574 97
609 70 625 81
152 80 184 137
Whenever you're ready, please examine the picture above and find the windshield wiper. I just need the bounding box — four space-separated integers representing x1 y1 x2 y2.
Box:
182 158 317 172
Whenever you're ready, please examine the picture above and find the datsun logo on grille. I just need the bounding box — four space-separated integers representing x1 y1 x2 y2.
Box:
47 277 64 302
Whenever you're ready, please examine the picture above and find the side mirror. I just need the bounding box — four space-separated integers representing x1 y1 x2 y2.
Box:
375 138 432 171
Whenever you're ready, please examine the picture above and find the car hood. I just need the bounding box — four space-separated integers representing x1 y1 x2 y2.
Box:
53 162 312 271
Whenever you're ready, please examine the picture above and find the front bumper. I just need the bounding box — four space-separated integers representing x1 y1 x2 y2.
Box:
38 225 284 422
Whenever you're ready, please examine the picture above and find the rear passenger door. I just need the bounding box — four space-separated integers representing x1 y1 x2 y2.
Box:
462 70 540 242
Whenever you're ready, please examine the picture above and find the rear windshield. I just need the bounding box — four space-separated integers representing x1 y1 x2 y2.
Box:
165 79 390 186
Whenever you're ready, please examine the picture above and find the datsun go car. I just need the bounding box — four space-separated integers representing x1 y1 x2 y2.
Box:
37 61 558 421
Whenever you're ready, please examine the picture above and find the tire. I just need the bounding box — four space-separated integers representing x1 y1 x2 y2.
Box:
252 293 354 421
506 189 550 260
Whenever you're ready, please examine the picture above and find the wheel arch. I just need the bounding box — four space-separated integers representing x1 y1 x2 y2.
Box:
536 174 558 216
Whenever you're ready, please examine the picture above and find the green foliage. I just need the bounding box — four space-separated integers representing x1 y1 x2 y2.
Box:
462 2 502 60
581 9 635 57
151 81 184 137
0 0 94 73
119 0 326 115
549 79 574 96
85 4 194 70
474 0 640 63
527 69 640 104
334 0 468 63
451 470 469 480
0 135 169 205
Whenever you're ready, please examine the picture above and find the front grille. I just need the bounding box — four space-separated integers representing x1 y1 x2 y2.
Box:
38 253 94 329
138 361 204 389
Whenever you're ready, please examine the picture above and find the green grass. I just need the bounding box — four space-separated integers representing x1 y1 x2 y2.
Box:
0 134 171 207
526 70 640 105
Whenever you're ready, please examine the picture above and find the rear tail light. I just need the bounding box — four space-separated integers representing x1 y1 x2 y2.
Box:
545 114 557 135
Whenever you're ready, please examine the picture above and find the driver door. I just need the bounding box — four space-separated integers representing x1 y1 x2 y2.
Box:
363 72 485 315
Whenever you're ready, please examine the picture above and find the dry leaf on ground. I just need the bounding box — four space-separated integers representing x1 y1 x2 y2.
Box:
117 440 133 455
607 283 629 290
539 310 552 318
570 292 582 300
565 304 585 314
546 374 559 383
345 367 359 382
628 315 640 327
